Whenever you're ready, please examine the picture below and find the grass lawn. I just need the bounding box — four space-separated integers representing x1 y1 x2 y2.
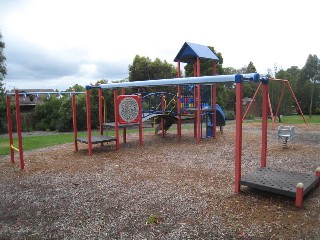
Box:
0 115 318 156
0 128 156 156
280 114 320 124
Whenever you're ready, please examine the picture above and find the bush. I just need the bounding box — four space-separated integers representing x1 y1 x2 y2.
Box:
245 113 255 120
224 110 235 120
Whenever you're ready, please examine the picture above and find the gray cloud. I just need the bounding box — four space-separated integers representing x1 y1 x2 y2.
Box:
3 37 130 90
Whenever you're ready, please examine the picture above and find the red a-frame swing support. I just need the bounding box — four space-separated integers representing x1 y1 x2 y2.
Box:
242 78 306 124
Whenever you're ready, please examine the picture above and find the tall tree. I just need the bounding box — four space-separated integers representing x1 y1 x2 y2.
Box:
272 67 301 115
245 61 257 73
128 55 176 81
239 61 257 98
297 54 320 116
184 46 223 77
0 31 7 132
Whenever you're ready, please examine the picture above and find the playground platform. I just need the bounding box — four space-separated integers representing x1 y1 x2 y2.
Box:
76 136 116 144
103 122 153 129
240 167 319 198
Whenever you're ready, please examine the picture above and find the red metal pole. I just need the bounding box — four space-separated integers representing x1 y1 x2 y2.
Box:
286 80 307 124
196 57 201 144
177 60 181 140
15 90 24 170
114 90 120 150
261 81 268 168
242 82 262 122
213 61 217 76
98 88 103 136
138 95 143 145
72 94 78 152
86 89 92 156
197 85 201 143
235 78 243 193
121 88 126 143
161 95 165 138
6 95 14 163
316 167 320 188
274 82 286 121
212 84 217 138
267 93 275 124
193 61 197 138
295 183 304 208
212 61 217 138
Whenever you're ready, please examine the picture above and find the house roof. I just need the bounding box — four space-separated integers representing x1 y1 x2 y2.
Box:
174 42 219 63
9 89 56 94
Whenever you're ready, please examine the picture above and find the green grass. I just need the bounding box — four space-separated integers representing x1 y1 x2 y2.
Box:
0 132 79 156
0 115 318 156
280 114 320 124
244 114 320 125
0 128 156 156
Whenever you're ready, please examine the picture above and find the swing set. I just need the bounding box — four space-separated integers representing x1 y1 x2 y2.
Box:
242 78 307 124
6 90 85 170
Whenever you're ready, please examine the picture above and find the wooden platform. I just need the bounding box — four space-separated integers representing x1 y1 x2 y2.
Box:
241 167 319 198
76 136 116 144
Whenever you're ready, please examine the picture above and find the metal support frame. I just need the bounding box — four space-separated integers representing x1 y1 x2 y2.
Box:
177 60 182 140
212 61 217 138
161 94 165 138
114 90 119 151
261 82 268 167
234 77 243 193
6 90 25 170
86 89 92 156
72 94 78 152
6 95 14 163
196 57 201 144
242 78 306 124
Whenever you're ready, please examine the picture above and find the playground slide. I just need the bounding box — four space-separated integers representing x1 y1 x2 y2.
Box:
155 104 226 134
210 104 226 126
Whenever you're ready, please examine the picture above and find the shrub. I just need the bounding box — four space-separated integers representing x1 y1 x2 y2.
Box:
224 110 235 120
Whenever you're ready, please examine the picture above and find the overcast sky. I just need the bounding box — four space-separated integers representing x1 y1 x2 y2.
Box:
1 0 319 91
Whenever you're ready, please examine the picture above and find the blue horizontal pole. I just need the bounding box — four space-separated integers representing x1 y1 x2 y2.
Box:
99 73 260 89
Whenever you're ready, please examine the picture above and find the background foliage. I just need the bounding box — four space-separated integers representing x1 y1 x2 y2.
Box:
1 31 319 133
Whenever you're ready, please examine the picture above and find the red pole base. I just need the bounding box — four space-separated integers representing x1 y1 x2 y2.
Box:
295 183 304 208
316 167 320 188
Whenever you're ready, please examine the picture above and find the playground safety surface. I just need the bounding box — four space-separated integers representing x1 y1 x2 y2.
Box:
0 122 319 239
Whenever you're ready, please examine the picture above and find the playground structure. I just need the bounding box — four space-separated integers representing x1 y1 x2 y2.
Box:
6 42 319 207
242 78 307 124
83 72 319 207
6 90 85 170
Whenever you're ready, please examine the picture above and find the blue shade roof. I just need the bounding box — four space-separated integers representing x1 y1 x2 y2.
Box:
174 42 220 63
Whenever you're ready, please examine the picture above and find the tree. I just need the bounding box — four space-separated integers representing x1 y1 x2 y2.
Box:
297 54 320 116
128 55 177 93
65 84 85 92
0 31 7 132
184 46 224 77
246 61 257 73
128 55 176 81
243 61 257 98
272 67 301 115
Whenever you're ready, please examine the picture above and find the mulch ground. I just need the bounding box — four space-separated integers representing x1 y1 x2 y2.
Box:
0 122 319 239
